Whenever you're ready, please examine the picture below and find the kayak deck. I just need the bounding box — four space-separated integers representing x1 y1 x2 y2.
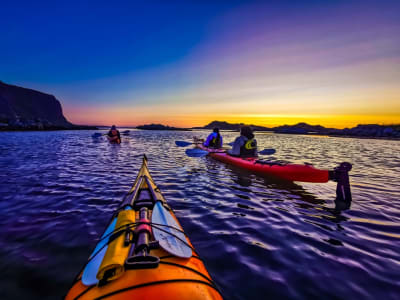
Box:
65 155 223 300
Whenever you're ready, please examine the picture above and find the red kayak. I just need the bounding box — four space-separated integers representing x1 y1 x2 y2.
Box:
194 137 352 198
196 143 331 182
107 135 121 144
195 142 352 201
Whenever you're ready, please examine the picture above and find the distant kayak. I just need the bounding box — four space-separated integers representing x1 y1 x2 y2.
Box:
107 135 121 144
65 155 223 300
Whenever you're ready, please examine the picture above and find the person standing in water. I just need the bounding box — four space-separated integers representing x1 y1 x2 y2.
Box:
203 128 223 149
227 126 257 157
107 125 121 144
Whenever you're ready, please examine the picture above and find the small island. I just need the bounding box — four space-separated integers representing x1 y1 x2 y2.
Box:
136 124 191 131
196 120 272 131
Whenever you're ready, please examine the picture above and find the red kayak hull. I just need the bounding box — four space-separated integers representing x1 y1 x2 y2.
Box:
197 144 329 183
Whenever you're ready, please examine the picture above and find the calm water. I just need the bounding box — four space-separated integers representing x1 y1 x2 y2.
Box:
0 130 399 299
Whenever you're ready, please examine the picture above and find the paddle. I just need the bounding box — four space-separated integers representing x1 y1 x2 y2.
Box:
143 175 192 258
124 207 160 270
175 141 193 147
151 201 192 258
185 147 276 157
185 148 210 157
258 149 276 155
82 206 132 286
92 132 123 138
92 132 103 138
176 140 235 147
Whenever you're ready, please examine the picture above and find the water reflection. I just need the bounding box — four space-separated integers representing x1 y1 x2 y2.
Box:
203 156 353 240
0 130 399 300
222 158 351 207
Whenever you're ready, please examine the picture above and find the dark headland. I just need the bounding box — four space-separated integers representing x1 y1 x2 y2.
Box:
0 81 96 130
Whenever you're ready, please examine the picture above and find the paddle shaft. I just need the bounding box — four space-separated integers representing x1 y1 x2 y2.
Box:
186 147 275 156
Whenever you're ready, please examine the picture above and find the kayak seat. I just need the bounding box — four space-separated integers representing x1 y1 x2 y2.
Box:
134 189 154 210
255 160 287 166
134 201 154 210
138 189 153 201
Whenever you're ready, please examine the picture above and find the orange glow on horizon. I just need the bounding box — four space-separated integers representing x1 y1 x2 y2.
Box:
64 105 399 129
61 54 400 130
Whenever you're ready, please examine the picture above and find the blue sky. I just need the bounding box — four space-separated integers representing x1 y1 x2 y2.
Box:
1 0 399 127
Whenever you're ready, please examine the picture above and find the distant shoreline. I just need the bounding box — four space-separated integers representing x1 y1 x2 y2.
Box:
1 126 399 141
197 120 400 140
324 134 400 141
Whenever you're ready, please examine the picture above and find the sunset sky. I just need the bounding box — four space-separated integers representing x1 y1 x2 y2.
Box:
1 0 399 128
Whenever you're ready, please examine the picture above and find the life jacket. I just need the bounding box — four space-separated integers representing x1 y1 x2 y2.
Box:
109 129 119 137
240 138 257 157
209 133 221 149
108 129 121 143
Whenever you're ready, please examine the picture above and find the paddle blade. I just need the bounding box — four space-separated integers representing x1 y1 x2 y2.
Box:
152 202 192 258
82 217 118 285
92 132 102 138
175 141 192 147
82 206 132 286
258 148 276 155
185 148 209 157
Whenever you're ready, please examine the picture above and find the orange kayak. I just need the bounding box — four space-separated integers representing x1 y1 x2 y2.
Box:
64 155 223 300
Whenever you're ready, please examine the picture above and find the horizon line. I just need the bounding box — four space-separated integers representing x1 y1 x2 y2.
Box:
76 120 400 129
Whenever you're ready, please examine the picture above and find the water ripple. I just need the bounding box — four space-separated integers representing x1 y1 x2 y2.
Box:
0 130 399 299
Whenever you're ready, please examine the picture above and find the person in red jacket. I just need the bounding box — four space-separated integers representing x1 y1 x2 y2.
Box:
107 125 121 144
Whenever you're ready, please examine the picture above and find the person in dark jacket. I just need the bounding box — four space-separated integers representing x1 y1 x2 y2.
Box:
227 126 257 157
203 128 223 149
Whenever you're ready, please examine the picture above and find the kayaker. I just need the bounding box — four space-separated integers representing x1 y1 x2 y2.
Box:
203 128 223 149
107 125 121 143
227 126 257 157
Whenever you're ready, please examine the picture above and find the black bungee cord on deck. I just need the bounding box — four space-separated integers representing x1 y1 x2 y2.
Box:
70 220 224 300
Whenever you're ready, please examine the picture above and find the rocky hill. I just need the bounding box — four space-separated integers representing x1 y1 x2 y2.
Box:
136 123 190 131
273 122 334 134
197 120 272 131
0 81 95 130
